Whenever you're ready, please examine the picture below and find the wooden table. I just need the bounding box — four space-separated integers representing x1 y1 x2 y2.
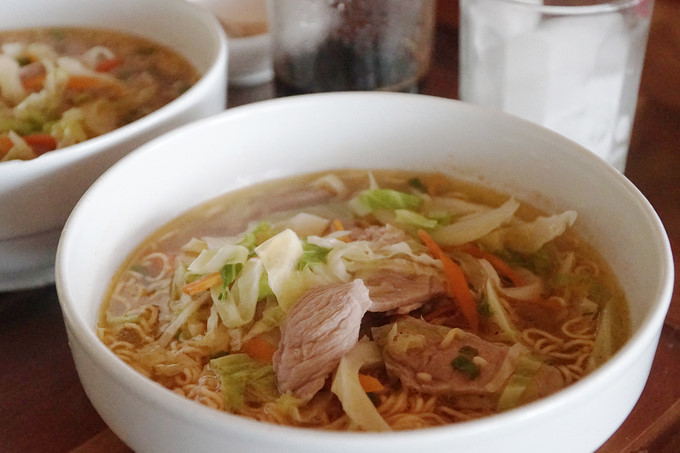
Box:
2 1 679 451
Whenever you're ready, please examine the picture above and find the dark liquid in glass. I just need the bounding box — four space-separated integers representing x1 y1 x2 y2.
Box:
274 37 425 97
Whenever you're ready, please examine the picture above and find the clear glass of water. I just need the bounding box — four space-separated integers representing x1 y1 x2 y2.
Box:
459 0 654 172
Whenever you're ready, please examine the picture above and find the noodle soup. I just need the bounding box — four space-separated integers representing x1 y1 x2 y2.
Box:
98 169 630 431
0 27 199 161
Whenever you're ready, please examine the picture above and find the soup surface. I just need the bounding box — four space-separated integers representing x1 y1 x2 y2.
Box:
99 169 630 431
0 27 199 161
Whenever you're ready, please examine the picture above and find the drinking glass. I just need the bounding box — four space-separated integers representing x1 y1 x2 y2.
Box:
268 0 436 95
459 0 654 172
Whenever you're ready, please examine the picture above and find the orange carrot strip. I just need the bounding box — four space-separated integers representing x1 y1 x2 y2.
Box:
22 73 46 91
358 374 384 393
241 337 277 363
333 219 352 242
460 244 524 287
418 229 479 332
426 173 447 197
182 272 221 295
23 133 57 156
67 75 114 91
95 56 122 72
0 135 13 157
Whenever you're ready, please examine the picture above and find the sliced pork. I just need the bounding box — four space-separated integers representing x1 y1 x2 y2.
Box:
348 224 409 245
273 279 371 402
364 270 446 314
372 317 564 409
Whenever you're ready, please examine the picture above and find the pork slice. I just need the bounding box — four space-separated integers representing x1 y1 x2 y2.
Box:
373 317 514 398
364 270 446 314
373 317 564 409
19 61 46 82
273 279 371 402
349 224 409 245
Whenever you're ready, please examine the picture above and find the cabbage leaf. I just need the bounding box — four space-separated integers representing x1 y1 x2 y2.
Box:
484 211 577 254
255 229 303 311
394 209 438 229
330 338 391 432
281 212 330 238
351 188 423 216
586 300 615 371
1 131 35 161
0 55 26 105
496 352 544 411
211 259 264 328
483 275 521 342
187 243 249 275
210 353 279 411
430 198 520 246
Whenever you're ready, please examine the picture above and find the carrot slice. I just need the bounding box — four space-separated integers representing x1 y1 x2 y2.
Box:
23 133 57 155
460 244 524 287
95 56 122 72
425 173 447 197
332 219 352 243
241 337 277 363
67 75 116 91
0 135 13 157
418 229 479 332
22 73 46 91
358 374 384 393
182 272 221 295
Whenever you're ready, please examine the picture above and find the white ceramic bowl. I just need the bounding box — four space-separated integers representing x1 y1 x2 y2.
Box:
0 0 228 290
56 93 674 453
189 0 273 86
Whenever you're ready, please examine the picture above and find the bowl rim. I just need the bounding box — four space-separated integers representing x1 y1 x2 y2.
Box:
56 92 675 448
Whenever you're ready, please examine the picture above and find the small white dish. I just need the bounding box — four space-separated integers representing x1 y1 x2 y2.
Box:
189 0 273 86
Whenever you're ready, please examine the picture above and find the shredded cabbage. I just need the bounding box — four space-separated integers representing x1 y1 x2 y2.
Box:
255 229 303 311
429 198 520 246
0 54 26 105
297 241 331 270
281 212 330 238
350 188 423 216
48 108 88 147
311 173 347 196
1 131 35 161
330 338 391 432
187 243 249 275
394 209 438 229
587 300 615 371
242 301 285 342
483 211 578 254
496 353 544 411
238 221 275 252
483 275 521 342
210 353 279 411
211 259 264 328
